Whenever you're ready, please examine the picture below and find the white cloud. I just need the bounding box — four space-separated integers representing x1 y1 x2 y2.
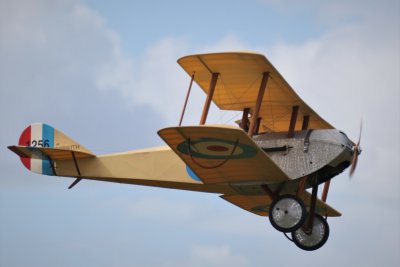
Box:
0 0 124 121
96 37 189 123
94 35 250 126
198 34 248 53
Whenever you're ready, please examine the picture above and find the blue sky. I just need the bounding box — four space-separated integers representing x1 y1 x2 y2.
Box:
1 0 399 266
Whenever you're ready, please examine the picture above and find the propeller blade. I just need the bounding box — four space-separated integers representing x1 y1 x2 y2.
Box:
349 120 362 178
349 149 358 177
357 120 363 146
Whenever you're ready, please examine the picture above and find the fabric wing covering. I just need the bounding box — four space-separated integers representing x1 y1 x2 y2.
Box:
221 191 341 217
178 52 334 132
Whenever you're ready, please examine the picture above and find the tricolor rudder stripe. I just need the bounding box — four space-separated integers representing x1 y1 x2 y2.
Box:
18 123 55 176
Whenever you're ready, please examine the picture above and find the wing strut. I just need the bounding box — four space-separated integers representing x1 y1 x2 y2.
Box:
68 151 82 189
302 115 310 130
200 72 219 125
288 105 299 138
248 72 270 137
306 183 319 230
321 179 331 202
239 108 250 131
301 116 332 204
179 73 195 126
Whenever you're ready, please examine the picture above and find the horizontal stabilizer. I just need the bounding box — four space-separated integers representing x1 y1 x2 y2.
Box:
8 146 95 161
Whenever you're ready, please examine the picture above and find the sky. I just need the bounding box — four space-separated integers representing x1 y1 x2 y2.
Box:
0 0 399 266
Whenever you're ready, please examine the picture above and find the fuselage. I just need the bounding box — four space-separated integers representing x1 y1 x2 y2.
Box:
254 129 353 181
49 128 354 195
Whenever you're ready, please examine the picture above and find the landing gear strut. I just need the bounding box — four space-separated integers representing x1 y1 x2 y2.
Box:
267 179 332 251
291 214 330 251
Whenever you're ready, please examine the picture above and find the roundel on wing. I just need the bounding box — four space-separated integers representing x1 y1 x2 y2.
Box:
177 138 257 159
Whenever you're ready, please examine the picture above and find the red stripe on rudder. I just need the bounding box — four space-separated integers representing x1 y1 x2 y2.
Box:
18 125 31 170
20 157 30 170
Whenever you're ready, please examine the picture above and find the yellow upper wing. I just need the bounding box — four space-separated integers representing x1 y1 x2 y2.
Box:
178 52 334 132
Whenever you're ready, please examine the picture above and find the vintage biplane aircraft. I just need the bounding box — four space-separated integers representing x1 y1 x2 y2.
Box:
8 52 361 251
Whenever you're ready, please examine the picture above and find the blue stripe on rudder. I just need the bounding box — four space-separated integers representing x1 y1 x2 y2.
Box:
42 124 55 175
42 124 54 148
42 160 54 176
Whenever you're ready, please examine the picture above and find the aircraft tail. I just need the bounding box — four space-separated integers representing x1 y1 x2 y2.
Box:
8 123 94 176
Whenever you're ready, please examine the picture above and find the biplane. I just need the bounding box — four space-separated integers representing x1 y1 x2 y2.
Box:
8 52 361 251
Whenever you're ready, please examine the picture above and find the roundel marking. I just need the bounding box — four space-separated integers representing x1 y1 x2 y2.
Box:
177 138 257 159
186 165 201 182
206 145 229 152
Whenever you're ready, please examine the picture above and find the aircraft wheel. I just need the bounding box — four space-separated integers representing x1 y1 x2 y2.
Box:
291 214 330 251
269 195 306 232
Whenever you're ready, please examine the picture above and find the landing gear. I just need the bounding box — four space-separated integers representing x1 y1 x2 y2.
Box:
291 214 330 251
266 177 331 251
269 195 306 232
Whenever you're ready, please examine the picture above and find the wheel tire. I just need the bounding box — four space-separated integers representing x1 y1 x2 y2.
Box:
269 195 306 232
291 214 330 251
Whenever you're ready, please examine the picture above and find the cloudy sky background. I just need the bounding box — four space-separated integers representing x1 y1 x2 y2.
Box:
1 0 399 266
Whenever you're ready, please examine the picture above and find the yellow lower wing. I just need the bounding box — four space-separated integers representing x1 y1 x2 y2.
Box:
158 125 289 184
221 192 341 217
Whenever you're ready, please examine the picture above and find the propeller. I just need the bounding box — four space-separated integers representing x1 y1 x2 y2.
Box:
349 121 363 177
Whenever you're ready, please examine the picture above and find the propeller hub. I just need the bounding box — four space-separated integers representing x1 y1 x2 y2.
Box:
352 145 362 155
